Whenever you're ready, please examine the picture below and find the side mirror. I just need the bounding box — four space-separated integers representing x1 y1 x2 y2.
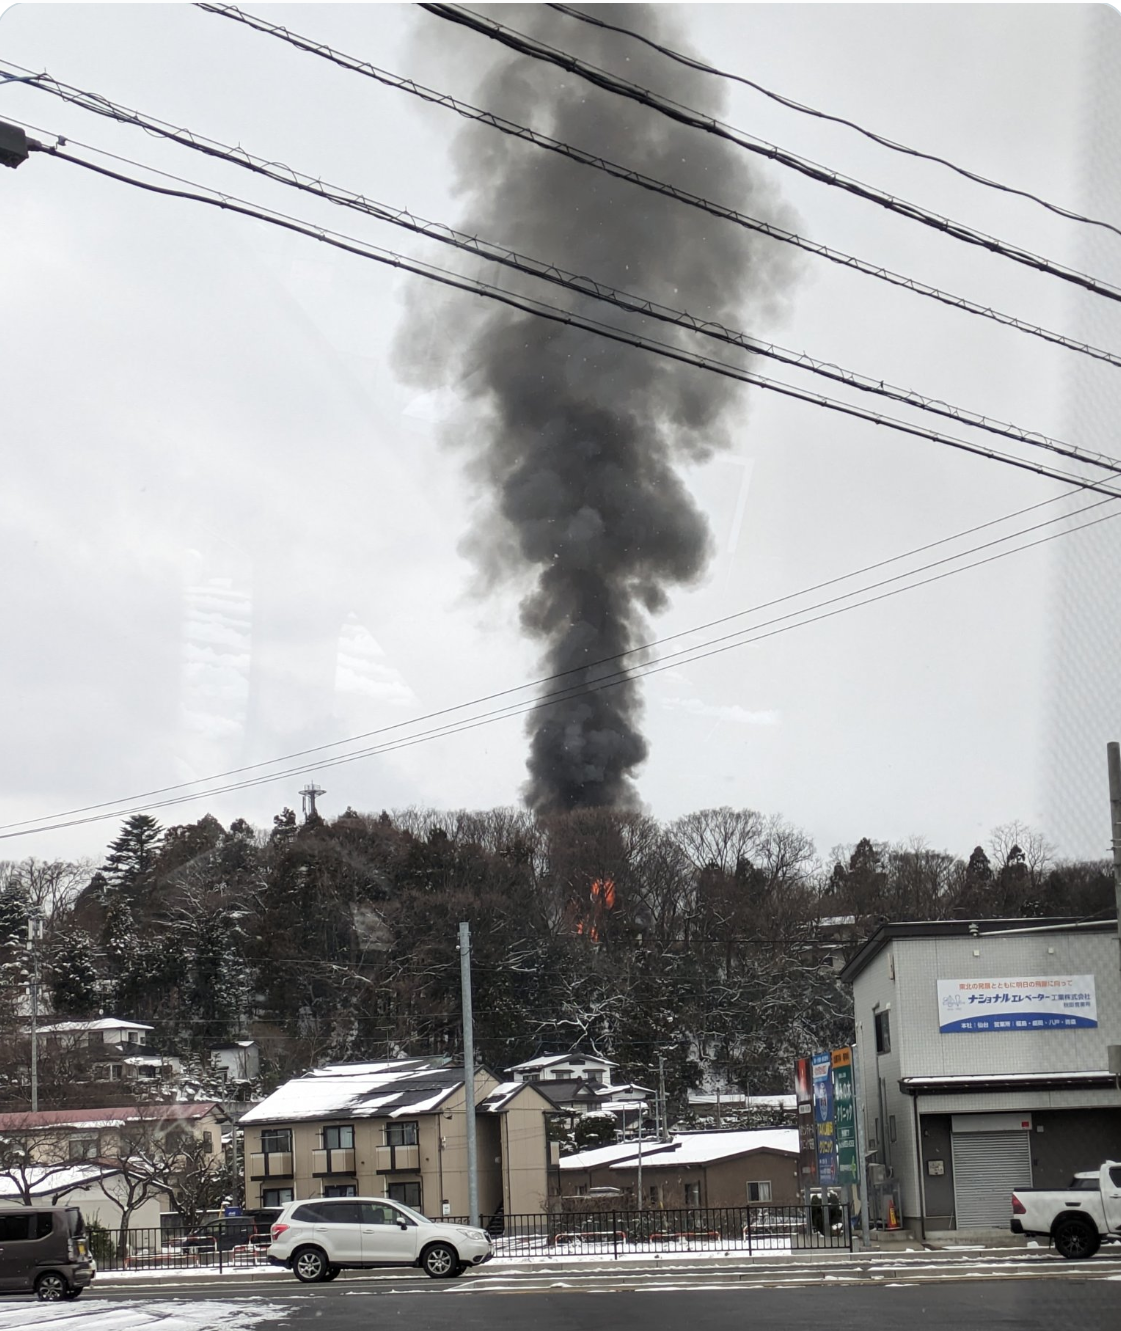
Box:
398 1222 408 1231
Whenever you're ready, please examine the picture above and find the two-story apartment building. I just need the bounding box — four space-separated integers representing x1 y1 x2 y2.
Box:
238 1058 557 1219
507 1052 652 1124
841 917 1121 1236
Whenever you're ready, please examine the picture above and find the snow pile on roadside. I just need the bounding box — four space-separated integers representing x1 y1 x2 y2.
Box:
0 1299 289 1329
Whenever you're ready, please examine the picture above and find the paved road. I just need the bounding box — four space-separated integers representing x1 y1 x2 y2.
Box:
5 1275 1118 1331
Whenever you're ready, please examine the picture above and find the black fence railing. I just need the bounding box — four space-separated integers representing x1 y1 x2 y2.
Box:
472 1204 852 1259
88 1228 275 1274
88 1203 850 1272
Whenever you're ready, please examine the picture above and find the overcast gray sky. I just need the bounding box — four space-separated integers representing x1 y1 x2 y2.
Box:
1 3 1119 867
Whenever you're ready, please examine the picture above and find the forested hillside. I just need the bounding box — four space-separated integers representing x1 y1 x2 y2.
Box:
1 806 1113 1111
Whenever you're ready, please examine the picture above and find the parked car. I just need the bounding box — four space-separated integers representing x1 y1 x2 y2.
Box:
178 1216 270 1253
1011 1160 1121 1258
0 1204 95 1301
268 1196 493 1280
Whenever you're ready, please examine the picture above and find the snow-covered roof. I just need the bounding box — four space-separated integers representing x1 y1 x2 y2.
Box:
479 1082 526 1114
34 1018 153 1035
0 1103 222 1133
559 1139 678 1171
688 1093 797 1109
562 1129 799 1172
240 1059 469 1125
0 1164 171 1199
508 1052 616 1073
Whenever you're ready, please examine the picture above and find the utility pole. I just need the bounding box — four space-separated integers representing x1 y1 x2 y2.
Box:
635 1104 644 1212
1108 744 1121 956
850 1039 872 1250
658 1055 670 1141
27 911 43 1113
458 922 479 1227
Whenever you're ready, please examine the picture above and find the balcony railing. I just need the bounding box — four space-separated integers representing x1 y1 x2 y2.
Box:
248 1151 293 1180
375 1143 419 1173
312 1147 356 1176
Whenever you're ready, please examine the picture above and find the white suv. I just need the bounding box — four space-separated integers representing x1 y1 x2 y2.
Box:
268 1197 493 1281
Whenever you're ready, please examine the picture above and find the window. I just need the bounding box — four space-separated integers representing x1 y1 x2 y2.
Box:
874 1009 891 1055
324 1124 354 1151
747 1180 772 1203
385 1121 418 1147
0 1215 32 1242
68 1135 99 1161
202 1132 213 1153
387 1181 422 1209
1109 1166 1121 1189
525 1072 541 1083
361 1202 400 1225
35 1213 55 1239
260 1129 292 1154
684 1182 701 1206
323 1184 356 1197
262 1188 294 1208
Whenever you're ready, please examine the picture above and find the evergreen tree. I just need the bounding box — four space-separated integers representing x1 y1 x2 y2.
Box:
104 815 163 893
47 928 101 1015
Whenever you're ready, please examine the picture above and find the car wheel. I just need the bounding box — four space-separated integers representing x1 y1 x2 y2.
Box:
35 1273 70 1301
292 1246 331 1282
1053 1217 1100 1260
421 1242 460 1279
323 1266 341 1282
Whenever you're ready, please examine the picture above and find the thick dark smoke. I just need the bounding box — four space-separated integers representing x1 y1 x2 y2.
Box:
396 4 798 814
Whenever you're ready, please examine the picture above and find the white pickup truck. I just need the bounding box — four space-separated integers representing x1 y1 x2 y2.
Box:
1011 1161 1121 1258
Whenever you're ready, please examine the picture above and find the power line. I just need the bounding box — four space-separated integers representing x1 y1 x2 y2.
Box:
420 3 1121 306
185 10 1121 371
29 139 1121 505
546 2 1121 243
11 143 1121 834
12 77 1116 476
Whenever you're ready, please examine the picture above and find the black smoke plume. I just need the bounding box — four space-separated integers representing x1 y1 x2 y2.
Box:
397 4 797 813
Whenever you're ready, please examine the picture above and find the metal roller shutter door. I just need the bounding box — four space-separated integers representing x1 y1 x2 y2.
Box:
951 1131 1032 1227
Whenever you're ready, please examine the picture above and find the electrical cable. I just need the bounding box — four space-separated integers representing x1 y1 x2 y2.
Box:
4 452 1118 838
547 2 1121 243
27 143 1121 506
10 140 1121 836
6 113 1110 828
181 12 1121 371
6 85 1114 474
419 3 1121 305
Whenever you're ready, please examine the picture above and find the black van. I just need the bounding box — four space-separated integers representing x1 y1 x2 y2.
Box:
0 1205 95 1301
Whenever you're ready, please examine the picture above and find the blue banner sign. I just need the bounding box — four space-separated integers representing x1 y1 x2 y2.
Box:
937 975 1097 1033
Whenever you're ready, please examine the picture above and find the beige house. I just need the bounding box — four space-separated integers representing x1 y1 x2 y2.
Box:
560 1128 801 1209
0 1102 227 1166
239 1059 558 1219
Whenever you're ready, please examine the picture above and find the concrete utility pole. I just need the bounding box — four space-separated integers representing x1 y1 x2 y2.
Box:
658 1055 670 1141
27 911 43 1113
458 922 479 1227
1108 743 1121 942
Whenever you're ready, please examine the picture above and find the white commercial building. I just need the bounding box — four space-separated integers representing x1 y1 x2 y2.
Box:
841 917 1121 1236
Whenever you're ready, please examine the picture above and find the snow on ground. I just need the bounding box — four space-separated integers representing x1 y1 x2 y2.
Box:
0 1300 288 1329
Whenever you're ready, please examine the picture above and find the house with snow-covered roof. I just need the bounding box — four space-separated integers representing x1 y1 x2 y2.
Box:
559 1128 800 1210
238 1058 559 1218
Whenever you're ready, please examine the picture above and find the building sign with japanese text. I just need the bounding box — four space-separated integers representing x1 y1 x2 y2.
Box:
812 1052 837 1185
937 975 1097 1033
831 1047 857 1185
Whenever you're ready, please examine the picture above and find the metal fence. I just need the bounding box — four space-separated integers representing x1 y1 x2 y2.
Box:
87 1228 274 1274
89 1203 850 1272
478 1203 852 1259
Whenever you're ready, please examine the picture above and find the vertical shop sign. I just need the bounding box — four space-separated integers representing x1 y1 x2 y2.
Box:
794 1056 818 1188
831 1046 857 1186
812 1051 837 1185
